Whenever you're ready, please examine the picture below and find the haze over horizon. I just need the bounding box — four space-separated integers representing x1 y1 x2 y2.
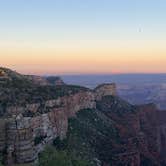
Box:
0 0 166 74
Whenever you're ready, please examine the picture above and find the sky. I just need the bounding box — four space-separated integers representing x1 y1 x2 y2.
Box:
0 0 166 75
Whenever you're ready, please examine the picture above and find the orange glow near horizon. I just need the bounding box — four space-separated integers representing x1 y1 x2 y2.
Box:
1 0 166 75
0 40 166 75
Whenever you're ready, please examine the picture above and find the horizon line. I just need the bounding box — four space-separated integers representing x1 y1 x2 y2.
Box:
1 67 166 76
39 72 166 76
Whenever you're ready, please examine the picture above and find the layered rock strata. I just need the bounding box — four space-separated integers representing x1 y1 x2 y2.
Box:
0 89 99 165
1 80 166 166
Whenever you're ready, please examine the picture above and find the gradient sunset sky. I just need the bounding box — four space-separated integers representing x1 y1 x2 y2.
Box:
0 0 166 75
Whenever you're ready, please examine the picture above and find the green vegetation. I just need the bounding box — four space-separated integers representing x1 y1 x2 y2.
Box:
0 154 3 166
38 146 90 166
140 154 157 166
38 108 119 166
46 76 63 85
96 95 136 115
53 137 68 150
0 84 88 106
52 109 119 165
0 71 90 116
34 136 47 145
66 109 119 164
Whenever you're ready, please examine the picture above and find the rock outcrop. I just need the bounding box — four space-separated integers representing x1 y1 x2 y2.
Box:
46 76 65 86
94 83 117 100
26 75 50 86
6 115 36 164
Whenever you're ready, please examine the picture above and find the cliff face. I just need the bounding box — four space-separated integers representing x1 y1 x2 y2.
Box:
157 110 166 162
0 68 166 166
136 104 161 165
0 91 96 164
85 96 166 165
96 96 141 166
126 104 166 165
0 85 165 166
94 83 117 101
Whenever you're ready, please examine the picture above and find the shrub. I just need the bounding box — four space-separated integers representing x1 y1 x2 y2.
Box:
34 136 47 145
0 154 3 166
53 137 68 150
38 146 90 166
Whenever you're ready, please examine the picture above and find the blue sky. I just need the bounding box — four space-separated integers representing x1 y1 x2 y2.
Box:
0 0 166 41
0 0 166 74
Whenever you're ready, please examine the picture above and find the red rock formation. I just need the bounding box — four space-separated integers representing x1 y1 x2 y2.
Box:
137 104 164 165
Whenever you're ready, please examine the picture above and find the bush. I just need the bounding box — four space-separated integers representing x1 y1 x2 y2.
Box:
53 137 68 150
34 136 47 145
0 154 3 166
38 146 90 166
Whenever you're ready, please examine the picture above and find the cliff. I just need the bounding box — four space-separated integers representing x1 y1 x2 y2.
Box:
0 70 118 165
0 90 95 164
0 68 166 166
94 83 117 100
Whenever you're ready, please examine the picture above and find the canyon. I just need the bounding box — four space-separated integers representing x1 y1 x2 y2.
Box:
61 74 166 110
0 67 166 166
